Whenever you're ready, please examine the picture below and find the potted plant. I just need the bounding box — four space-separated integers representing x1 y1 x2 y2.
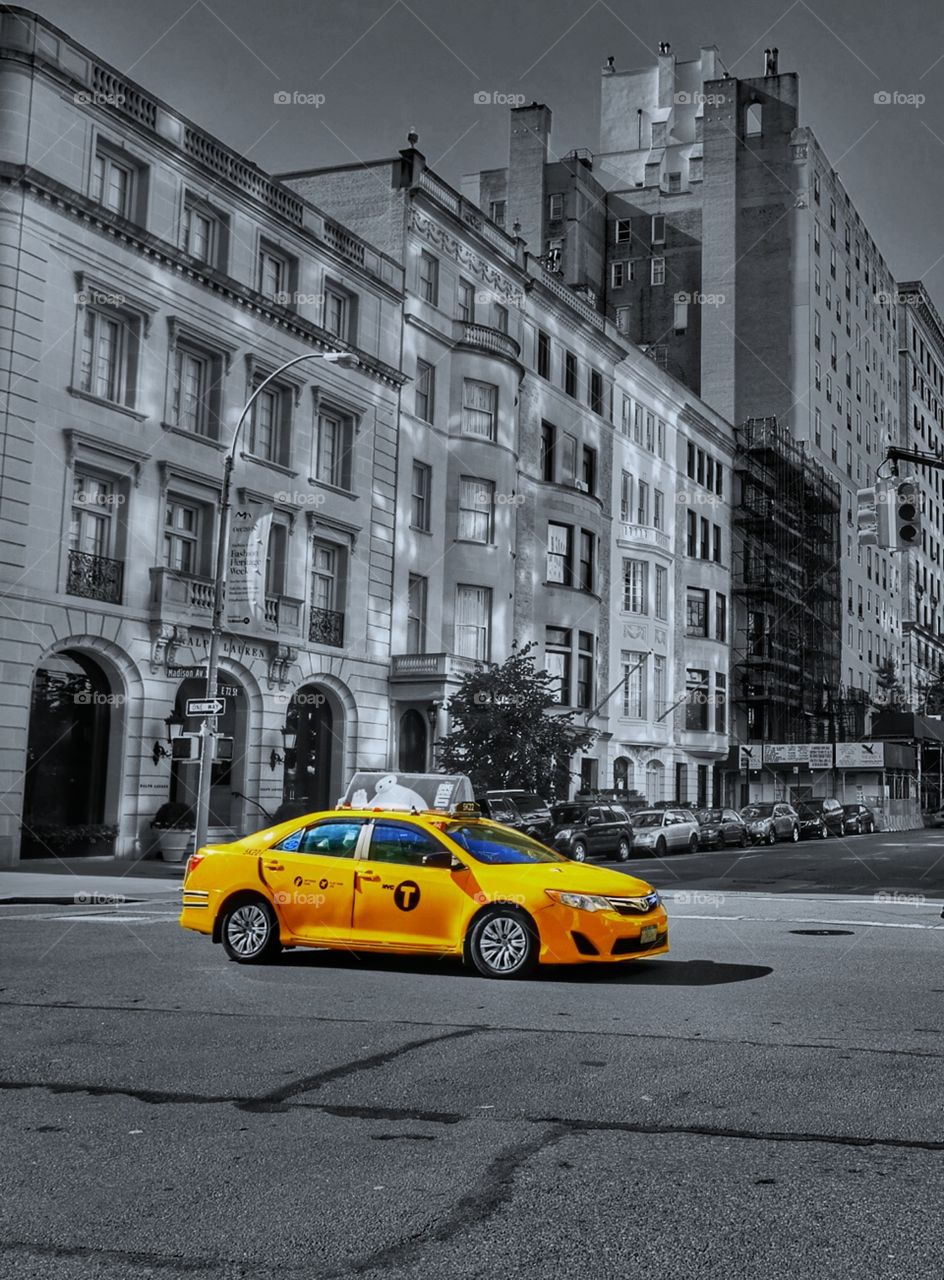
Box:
149 802 196 863
23 823 119 858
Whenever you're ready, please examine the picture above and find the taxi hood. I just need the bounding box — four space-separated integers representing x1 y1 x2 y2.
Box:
478 859 657 898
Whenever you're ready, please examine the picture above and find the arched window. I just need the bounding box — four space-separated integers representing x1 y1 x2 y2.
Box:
613 757 632 793
645 759 665 803
745 103 762 138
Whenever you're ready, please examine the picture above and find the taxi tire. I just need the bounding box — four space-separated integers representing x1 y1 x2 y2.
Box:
465 907 538 979
220 895 282 964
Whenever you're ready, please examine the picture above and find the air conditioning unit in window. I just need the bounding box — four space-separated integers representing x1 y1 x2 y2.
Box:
573 480 589 492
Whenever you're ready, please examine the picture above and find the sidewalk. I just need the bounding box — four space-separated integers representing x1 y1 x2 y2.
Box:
0 856 184 903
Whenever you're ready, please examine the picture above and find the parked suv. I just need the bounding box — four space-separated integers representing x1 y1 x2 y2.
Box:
694 807 750 849
551 802 635 862
740 802 800 845
795 798 845 839
631 808 700 857
484 790 553 842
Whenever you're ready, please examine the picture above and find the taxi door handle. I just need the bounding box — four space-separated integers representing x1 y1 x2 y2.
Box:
356 871 381 882
264 861 285 872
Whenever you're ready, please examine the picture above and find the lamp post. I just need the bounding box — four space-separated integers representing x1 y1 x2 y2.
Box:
193 349 358 853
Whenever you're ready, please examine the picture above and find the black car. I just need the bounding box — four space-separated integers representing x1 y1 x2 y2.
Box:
694 807 750 848
550 802 635 862
484 790 553 842
795 798 845 839
842 803 876 835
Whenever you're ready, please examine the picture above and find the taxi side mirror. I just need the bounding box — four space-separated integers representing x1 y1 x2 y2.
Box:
422 850 456 869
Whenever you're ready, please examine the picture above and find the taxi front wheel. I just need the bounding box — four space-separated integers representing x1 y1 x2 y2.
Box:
466 908 538 979
221 897 282 964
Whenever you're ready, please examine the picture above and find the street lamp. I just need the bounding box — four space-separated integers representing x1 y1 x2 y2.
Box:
193 348 359 852
152 708 186 766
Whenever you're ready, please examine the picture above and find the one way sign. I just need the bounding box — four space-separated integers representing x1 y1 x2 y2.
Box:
186 697 226 717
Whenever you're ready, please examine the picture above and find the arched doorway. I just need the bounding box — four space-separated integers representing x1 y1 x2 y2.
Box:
398 709 428 772
646 759 665 803
283 684 340 812
613 757 632 793
170 673 247 828
21 651 113 857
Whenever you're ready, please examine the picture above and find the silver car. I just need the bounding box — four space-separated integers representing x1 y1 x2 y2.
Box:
631 808 700 857
740 802 800 845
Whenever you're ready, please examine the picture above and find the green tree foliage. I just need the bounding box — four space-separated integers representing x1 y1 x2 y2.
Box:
436 643 597 796
873 656 906 711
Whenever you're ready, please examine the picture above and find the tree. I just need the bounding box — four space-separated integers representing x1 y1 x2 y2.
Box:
918 668 944 716
435 642 596 797
873 656 906 711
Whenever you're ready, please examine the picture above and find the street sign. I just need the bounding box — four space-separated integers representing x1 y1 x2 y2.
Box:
186 697 226 717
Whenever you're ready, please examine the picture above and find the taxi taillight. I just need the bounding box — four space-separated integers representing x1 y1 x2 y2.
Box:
185 852 206 878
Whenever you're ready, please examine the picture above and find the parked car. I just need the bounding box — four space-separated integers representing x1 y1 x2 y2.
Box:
483 790 553 842
550 802 635 862
694 807 750 848
842 803 876 835
631 808 700 857
740 802 800 845
476 794 525 827
795 798 845 839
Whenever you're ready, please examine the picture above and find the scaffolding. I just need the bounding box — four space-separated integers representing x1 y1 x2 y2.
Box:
733 417 852 742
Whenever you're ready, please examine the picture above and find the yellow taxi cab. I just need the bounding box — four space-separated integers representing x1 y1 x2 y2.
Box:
179 773 669 979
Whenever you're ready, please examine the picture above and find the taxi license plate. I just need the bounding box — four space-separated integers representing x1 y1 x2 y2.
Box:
640 925 658 944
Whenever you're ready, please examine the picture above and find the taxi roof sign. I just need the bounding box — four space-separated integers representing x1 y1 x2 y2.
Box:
339 772 475 813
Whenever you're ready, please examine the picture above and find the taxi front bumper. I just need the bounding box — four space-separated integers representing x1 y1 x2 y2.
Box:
535 902 669 964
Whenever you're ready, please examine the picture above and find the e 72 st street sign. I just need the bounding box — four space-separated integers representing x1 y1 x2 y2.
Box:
185 698 226 717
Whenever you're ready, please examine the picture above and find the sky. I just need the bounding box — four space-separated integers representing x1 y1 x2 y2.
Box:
18 0 944 310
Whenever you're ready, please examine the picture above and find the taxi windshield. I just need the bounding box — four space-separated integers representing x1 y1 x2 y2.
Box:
444 821 567 864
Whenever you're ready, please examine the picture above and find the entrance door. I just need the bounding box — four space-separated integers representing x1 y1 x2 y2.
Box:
398 709 428 772
284 687 336 812
22 652 110 857
263 817 365 940
351 820 472 952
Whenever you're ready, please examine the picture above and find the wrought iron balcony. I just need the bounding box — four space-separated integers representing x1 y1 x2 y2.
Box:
67 550 123 604
309 606 345 647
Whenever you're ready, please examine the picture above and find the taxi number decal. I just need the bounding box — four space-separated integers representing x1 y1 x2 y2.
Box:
393 881 421 912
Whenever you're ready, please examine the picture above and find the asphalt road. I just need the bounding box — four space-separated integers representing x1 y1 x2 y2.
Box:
1 839 943 1280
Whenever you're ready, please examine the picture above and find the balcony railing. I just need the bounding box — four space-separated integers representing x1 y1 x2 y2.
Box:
264 595 304 637
67 550 123 604
150 567 214 617
391 652 483 681
617 522 671 552
309 606 345 647
456 321 521 361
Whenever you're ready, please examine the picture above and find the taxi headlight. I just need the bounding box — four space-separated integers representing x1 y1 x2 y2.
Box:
545 890 613 913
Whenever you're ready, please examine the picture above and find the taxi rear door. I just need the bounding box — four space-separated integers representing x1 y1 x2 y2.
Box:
350 820 473 952
262 818 366 941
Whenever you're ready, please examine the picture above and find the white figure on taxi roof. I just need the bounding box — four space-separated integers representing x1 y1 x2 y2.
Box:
352 774 428 811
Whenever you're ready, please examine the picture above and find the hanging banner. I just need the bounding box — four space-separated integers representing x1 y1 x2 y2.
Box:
227 500 272 627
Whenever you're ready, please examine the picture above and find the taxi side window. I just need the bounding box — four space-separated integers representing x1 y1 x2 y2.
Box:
273 820 362 857
369 822 448 866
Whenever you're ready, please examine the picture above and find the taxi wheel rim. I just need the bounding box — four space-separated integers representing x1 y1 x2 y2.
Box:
226 904 271 957
479 916 529 972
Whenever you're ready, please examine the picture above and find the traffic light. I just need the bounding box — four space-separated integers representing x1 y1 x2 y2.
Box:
856 483 890 547
895 478 921 548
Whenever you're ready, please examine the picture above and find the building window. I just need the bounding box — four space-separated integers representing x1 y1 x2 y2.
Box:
745 103 762 137
637 480 649 526
581 445 597 494
653 654 666 719
686 587 709 637
576 632 594 709
651 257 666 286
462 379 498 439
651 215 665 244
548 192 564 221
411 462 431 531
91 144 139 220
164 498 201 575
564 351 578 397
713 524 722 564
183 196 223 268
616 305 631 333
79 304 138 407
314 409 354 487
489 199 506 227
615 218 632 243
247 384 286 465
311 541 341 619
715 592 727 641
686 509 697 556
666 172 681 193
589 369 604 415
457 477 494 543
458 278 475 322
541 421 556 482
623 559 648 613
547 523 573 585
578 531 594 593
456 585 491 660
686 668 709 730
415 359 434 423
611 261 625 288
70 474 116 561
324 282 356 343
407 574 427 653
494 303 508 334
546 627 572 705
674 299 688 332
419 251 439 305
620 471 633 521
655 565 668 620
537 330 550 379
622 651 647 718
653 489 664 530
258 241 293 300
174 344 220 439
715 673 727 733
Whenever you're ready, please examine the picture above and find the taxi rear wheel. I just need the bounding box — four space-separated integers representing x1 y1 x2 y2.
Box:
466 908 538 979
220 897 282 964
